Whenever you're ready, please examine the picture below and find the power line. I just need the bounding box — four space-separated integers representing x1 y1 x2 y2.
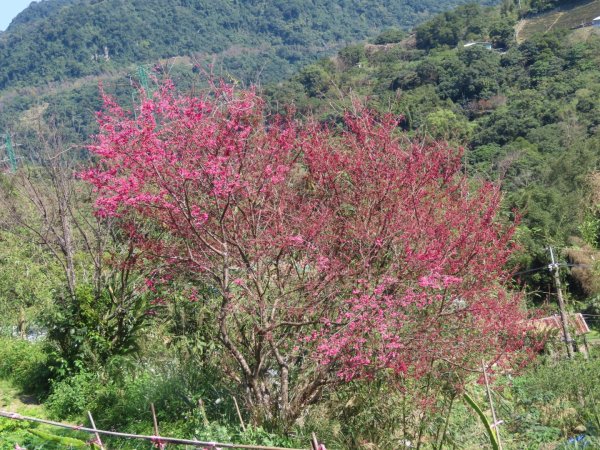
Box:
513 266 547 276
513 263 594 276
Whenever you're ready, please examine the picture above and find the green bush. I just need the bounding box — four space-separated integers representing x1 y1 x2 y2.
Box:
0 418 89 450
373 28 406 45
47 368 214 428
45 371 98 419
46 368 302 447
0 337 52 398
512 355 600 437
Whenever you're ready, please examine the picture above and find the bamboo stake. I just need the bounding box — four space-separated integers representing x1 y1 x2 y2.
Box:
482 361 503 450
151 403 159 435
311 432 319 450
0 411 308 450
87 411 106 450
232 396 247 432
151 403 165 448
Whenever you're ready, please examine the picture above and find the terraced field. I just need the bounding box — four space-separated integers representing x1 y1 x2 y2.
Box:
516 0 600 42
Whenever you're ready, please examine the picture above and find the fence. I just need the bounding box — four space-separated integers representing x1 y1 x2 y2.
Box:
0 410 325 450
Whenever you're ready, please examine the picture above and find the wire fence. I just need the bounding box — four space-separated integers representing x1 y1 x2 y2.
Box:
0 410 324 450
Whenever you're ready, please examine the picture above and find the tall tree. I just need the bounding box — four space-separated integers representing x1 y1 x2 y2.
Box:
0 120 150 368
84 82 529 426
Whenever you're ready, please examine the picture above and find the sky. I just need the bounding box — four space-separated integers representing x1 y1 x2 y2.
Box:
0 0 36 31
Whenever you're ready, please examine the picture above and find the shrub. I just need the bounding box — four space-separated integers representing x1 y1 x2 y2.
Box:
373 28 406 45
512 355 600 436
45 372 98 419
0 337 52 398
47 367 219 429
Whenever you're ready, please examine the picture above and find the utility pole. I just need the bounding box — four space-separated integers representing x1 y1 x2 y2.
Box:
548 247 575 358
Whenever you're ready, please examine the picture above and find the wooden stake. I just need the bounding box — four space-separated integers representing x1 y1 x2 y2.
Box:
311 432 320 450
150 403 165 448
482 361 503 450
232 395 247 432
87 411 106 450
151 403 159 435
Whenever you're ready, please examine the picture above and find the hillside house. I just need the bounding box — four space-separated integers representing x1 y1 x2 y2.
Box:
532 313 591 356
463 41 492 50
593 16 600 27
532 313 590 336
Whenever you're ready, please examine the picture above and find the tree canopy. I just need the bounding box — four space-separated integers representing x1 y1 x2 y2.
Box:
0 0 497 91
83 82 530 425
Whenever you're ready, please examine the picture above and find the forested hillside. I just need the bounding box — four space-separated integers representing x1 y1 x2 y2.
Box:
0 0 498 90
0 0 499 151
267 1 600 305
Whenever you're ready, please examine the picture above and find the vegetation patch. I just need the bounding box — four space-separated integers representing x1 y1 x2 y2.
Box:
517 0 600 42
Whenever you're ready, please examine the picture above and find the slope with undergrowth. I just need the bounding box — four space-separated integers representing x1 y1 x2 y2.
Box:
517 0 600 42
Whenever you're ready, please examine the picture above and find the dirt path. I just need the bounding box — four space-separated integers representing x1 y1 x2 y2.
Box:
515 20 526 43
0 379 42 413
546 12 565 33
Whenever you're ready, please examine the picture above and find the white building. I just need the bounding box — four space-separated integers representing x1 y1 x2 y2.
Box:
463 41 492 50
593 16 600 27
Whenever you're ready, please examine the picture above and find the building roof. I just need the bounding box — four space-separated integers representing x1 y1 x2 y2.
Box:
464 41 492 47
594 16 600 21
531 313 590 336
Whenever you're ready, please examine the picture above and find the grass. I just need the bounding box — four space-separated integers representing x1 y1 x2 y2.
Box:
517 0 600 42
587 329 600 344
0 379 91 449
0 379 44 416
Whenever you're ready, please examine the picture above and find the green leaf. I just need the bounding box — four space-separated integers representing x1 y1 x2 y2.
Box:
27 429 88 448
463 391 499 450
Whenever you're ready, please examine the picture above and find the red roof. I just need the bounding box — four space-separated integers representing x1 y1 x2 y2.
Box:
531 313 590 336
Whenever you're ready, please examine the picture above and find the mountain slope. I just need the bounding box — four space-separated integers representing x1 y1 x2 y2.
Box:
5 0 73 30
516 0 600 42
0 0 497 90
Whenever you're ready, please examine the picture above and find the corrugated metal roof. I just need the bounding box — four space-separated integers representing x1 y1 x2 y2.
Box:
531 313 590 336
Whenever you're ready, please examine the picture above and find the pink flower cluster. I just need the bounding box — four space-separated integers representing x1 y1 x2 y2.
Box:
85 81 530 386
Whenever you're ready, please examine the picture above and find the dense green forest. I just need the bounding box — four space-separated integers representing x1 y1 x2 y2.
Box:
1 0 600 449
0 0 498 90
0 0 496 145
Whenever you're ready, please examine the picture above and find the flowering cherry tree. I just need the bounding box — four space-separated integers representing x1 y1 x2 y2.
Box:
83 82 529 425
